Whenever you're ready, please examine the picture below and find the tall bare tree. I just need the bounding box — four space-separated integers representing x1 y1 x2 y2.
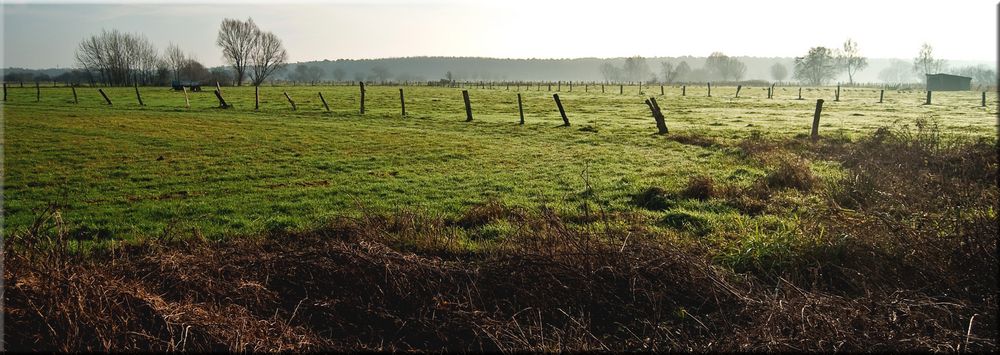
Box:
247 30 288 86
913 43 947 82
217 18 259 86
794 47 840 86
770 62 788 82
164 43 187 82
838 39 868 85
74 29 161 86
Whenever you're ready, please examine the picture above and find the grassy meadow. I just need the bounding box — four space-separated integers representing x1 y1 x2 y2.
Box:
2 83 995 245
5 82 998 351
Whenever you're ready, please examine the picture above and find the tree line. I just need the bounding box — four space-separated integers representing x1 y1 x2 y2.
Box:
69 17 287 87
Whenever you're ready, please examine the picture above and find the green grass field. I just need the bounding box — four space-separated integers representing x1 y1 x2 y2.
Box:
2 83 995 246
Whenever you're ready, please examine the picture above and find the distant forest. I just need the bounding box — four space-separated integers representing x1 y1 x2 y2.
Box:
4 56 994 87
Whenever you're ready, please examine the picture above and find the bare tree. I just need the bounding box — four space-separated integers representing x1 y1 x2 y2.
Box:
74 29 161 86
217 18 259 86
770 62 788 82
705 52 745 81
794 47 839 86
878 59 914 85
370 65 391 82
838 39 868 85
248 30 288 86
164 43 187 82
913 43 947 82
599 63 622 82
623 55 651 82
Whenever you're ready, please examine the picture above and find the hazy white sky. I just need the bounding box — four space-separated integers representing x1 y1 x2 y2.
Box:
2 0 996 69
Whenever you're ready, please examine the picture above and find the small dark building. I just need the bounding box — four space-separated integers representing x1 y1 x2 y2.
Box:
925 73 972 91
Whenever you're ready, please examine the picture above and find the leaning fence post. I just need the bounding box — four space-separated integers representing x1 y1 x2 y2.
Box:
71 86 78 104
462 90 473 122
134 82 144 106
811 99 824 140
879 89 884 103
925 91 932 105
553 93 569 126
98 88 112 105
283 92 296 110
182 86 189 108
319 92 331 112
797 87 803 100
214 89 230 108
645 97 668 134
359 81 366 114
735 85 742 98
517 93 524 125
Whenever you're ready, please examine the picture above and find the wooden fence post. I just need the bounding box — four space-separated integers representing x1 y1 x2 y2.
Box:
216 81 222 95
134 82 144 106
620 84 623 95
35 81 40 102
214 89 230 108
660 85 664 95
462 90 473 122
255 86 260 110
517 93 524 125
359 81 366 114
3 82 6 101
798 87 802 100
72 86 78 104
811 99 824 140
98 88 112 105
399 88 406 116
707 82 711 97
835 84 840 101
735 85 742 98
925 91 932 105
682 85 686 96
602 84 605 93
319 92 331 112
982 91 987 107
553 93 569 126
879 89 884 103
638 81 642 94
645 97 668 134
283 92 296 110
